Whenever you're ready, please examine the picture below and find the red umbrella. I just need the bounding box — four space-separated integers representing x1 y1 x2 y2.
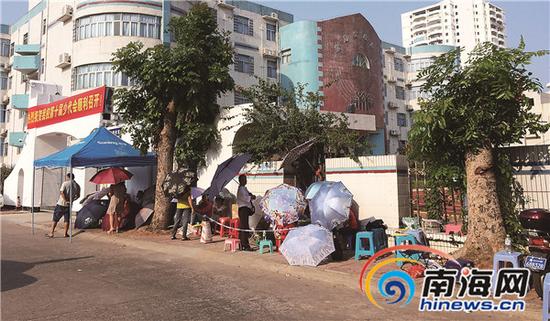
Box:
90 167 133 185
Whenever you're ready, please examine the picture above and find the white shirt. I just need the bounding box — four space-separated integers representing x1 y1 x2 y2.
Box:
237 185 253 209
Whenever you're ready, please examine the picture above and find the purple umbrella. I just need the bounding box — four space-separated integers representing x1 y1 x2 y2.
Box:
204 153 251 199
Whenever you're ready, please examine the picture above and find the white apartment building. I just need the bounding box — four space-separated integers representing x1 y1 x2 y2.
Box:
402 0 505 53
521 89 550 146
381 42 413 154
0 25 10 166
2 0 292 208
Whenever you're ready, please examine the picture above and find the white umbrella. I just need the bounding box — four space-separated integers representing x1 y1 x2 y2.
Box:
308 181 353 230
279 224 335 267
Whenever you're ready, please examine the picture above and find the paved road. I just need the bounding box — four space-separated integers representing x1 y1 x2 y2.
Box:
0 216 535 321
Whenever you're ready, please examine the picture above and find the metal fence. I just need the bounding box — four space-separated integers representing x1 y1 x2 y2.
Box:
387 227 465 254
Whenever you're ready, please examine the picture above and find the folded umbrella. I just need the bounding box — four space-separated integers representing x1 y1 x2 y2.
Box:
204 153 251 199
90 167 133 185
260 184 307 225
308 181 353 230
279 224 335 266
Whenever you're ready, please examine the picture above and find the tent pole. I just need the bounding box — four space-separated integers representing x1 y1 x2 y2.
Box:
31 166 35 235
69 166 73 243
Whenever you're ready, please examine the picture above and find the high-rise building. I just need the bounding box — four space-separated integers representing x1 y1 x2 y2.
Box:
2 0 293 207
401 0 506 53
0 24 10 165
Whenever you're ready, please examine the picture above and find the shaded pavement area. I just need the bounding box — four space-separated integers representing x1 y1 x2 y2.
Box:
1 213 542 321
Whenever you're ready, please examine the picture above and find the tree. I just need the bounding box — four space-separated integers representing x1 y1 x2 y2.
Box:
112 3 234 230
408 40 549 262
232 79 369 164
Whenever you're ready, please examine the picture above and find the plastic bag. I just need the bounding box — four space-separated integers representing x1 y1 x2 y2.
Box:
200 221 212 243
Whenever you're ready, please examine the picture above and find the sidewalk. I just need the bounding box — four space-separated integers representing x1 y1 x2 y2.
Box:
4 211 544 320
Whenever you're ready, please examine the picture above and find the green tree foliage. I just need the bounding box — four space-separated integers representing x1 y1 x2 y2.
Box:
231 79 369 163
111 3 234 229
408 40 548 261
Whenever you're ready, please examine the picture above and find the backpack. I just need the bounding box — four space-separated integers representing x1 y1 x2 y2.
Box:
64 181 81 201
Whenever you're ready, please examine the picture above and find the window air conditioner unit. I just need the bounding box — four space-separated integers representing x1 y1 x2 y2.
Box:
271 12 279 20
56 53 71 68
216 0 235 10
262 48 278 57
406 104 414 111
385 47 396 54
2 95 8 104
390 129 399 136
388 102 398 109
388 76 397 83
58 5 73 22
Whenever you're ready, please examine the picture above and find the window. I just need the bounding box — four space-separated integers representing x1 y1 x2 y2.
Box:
0 138 7 157
281 49 291 64
395 86 405 100
398 140 407 153
40 58 45 74
23 33 28 44
352 54 370 69
266 23 276 41
267 60 277 78
393 57 404 72
234 91 250 105
397 113 407 127
0 106 7 124
234 54 254 74
0 72 6 90
8 76 12 90
42 18 47 34
9 42 14 56
0 39 8 57
75 13 161 41
73 63 133 90
234 15 253 36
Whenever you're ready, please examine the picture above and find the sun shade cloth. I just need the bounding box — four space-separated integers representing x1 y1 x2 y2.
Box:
34 127 156 168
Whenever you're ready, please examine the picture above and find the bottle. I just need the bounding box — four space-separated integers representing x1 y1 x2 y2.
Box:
504 234 512 253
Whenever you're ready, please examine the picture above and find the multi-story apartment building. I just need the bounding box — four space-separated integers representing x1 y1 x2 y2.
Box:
0 25 10 165
520 89 550 146
3 0 292 207
381 42 413 154
401 0 506 53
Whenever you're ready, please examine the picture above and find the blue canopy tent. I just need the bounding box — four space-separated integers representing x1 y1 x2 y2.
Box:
32 127 156 241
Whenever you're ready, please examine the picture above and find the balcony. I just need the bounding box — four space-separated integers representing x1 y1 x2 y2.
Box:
13 55 40 74
11 94 29 110
8 131 27 147
14 44 40 55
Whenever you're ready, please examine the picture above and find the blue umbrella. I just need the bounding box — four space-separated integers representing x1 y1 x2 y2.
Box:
308 181 353 230
279 224 335 266
204 153 251 199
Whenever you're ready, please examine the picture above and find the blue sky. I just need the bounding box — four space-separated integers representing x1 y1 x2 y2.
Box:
2 0 549 86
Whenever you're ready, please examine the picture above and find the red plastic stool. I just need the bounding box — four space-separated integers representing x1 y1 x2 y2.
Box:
224 238 241 252
229 218 240 239
218 217 231 237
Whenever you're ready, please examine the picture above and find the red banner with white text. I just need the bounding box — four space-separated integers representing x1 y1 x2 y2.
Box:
27 86 108 129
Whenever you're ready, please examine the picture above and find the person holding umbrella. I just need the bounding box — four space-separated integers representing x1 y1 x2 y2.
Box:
237 174 255 251
171 186 194 240
107 182 127 234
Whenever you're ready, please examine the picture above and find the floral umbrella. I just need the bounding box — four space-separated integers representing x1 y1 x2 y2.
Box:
260 184 307 225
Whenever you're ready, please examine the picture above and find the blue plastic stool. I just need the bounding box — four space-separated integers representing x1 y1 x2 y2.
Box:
355 231 375 260
394 234 420 267
543 273 550 321
259 239 273 254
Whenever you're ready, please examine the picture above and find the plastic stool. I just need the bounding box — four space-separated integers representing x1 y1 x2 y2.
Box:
229 218 240 239
224 238 241 252
259 239 273 254
543 273 550 321
355 231 375 260
218 217 231 237
394 234 420 267
492 250 521 292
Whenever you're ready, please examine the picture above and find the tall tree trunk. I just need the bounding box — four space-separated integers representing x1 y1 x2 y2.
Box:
456 146 506 265
151 100 177 230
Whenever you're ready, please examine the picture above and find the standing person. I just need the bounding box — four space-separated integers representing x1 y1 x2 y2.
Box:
237 174 255 251
107 182 127 234
170 186 194 240
46 173 81 238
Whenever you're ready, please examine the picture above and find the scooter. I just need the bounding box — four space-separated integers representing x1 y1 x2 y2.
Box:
519 208 550 298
